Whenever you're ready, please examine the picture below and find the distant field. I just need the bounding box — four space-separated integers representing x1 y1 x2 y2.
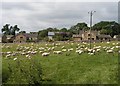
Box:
2 41 119 84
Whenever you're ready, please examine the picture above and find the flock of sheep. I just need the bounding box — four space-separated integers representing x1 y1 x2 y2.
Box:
1 41 120 61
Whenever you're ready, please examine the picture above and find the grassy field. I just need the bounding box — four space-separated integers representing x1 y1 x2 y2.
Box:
1 41 119 84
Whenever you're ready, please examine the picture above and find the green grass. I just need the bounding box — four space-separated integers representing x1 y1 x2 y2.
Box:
2 41 119 84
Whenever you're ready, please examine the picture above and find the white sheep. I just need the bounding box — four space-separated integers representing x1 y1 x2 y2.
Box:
53 51 62 54
26 54 31 59
88 52 95 55
6 54 11 58
96 49 100 52
107 50 114 53
76 50 83 54
62 49 67 52
68 48 73 51
13 58 17 61
42 52 50 56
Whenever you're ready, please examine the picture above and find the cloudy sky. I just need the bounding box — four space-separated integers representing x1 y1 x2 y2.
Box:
1 1 119 33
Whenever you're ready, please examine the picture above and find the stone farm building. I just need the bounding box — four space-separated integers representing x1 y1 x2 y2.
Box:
2 35 15 43
14 33 38 43
72 30 112 42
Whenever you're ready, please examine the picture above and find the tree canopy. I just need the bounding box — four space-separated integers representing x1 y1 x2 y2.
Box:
69 22 89 34
93 21 120 37
2 24 20 36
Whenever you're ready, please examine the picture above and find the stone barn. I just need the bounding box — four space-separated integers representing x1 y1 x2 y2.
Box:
81 30 99 41
72 34 82 41
14 33 38 43
72 30 112 42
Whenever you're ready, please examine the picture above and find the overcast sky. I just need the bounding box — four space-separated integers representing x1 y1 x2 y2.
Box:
1 1 118 33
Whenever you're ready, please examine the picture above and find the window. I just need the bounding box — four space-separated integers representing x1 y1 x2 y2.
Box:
105 38 107 40
27 37 29 40
88 34 91 36
20 37 23 39
92 38 94 40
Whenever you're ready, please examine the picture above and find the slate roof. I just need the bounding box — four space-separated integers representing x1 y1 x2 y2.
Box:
73 34 82 38
97 35 112 38
16 33 38 38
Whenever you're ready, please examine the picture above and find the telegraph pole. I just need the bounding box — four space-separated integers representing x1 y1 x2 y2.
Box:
88 11 96 49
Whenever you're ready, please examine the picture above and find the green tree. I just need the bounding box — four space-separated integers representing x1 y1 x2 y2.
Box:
69 22 89 34
2 24 11 35
93 21 120 37
11 25 20 36
38 30 48 40
19 31 26 33
60 28 68 32
2 24 20 35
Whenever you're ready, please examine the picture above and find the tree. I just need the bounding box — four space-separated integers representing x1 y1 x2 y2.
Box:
2 24 11 35
60 28 68 32
93 21 120 37
19 31 26 33
2 24 20 35
69 22 89 34
11 25 20 36
38 30 48 40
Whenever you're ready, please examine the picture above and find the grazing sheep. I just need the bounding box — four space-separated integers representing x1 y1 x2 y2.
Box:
26 54 31 59
42 52 50 56
53 51 62 54
31 51 37 55
12 53 16 56
76 50 83 54
118 50 120 54
39 51 44 54
7 51 12 54
62 49 67 52
107 50 114 53
13 58 17 61
21 52 26 55
68 48 73 51
88 52 95 55
6 54 11 58
112 43 115 45
96 49 100 52
115 46 120 49
61 46 65 49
